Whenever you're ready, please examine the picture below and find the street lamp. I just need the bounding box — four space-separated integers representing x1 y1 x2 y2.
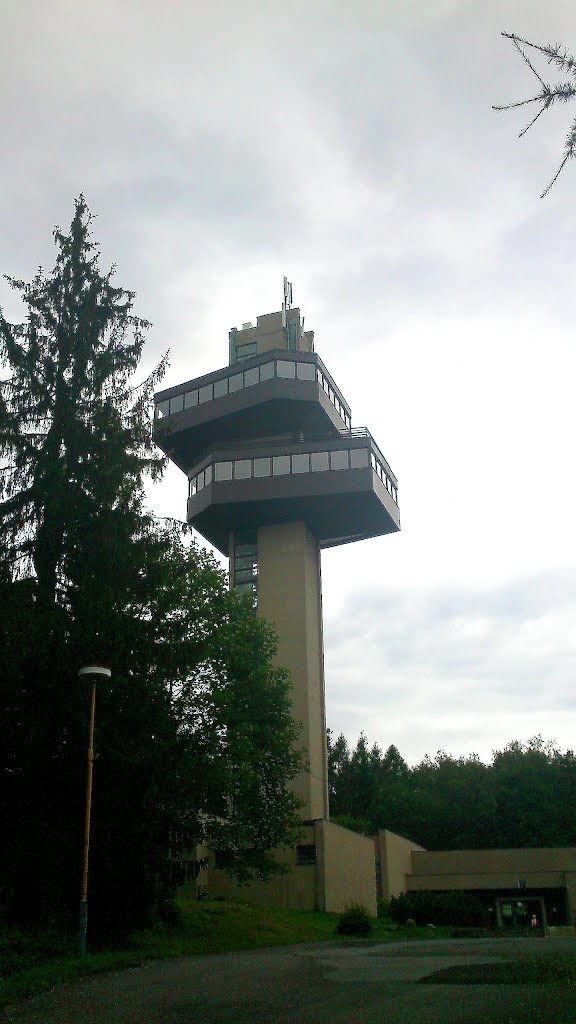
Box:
77 664 111 956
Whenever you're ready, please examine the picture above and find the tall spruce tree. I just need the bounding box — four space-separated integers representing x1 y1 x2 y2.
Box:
0 199 302 939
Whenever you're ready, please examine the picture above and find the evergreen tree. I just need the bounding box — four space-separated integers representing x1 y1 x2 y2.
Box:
0 199 302 939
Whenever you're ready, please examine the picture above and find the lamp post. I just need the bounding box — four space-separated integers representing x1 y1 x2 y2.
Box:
77 664 111 956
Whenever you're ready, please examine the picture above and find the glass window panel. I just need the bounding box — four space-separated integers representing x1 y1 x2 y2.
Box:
234 459 252 479
156 400 170 418
215 461 233 481
258 361 274 381
235 581 255 595
170 394 184 414
330 450 349 471
277 360 296 378
236 342 257 361
350 449 370 469
296 362 316 381
244 367 259 387
324 379 330 395
184 389 198 408
204 465 213 485
196 470 205 490
199 384 213 403
328 388 335 404
310 451 329 472
371 454 377 471
292 453 310 473
317 370 324 387
229 373 243 392
235 568 256 584
213 378 228 398
253 457 271 477
235 555 257 571
235 545 257 559
273 455 291 475
188 478 196 496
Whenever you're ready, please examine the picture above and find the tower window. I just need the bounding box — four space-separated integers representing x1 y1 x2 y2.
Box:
234 460 252 480
277 360 296 378
292 453 310 474
254 457 271 477
215 461 233 481
350 449 370 469
311 452 329 472
272 455 291 476
244 367 259 387
236 342 257 361
234 531 258 611
296 363 316 381
330 450 350 471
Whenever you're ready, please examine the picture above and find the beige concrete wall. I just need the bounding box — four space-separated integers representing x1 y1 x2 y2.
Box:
411 847 576 877
318 820 377 915
403 848 576 911
230 309 312 360
407 871 568 891
258 521 328 821
375 830 425 900
190 827 319 911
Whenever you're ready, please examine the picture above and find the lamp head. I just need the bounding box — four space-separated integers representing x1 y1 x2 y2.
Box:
78 665 112 680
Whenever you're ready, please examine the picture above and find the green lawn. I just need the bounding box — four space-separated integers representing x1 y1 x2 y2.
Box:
0 899 445 1008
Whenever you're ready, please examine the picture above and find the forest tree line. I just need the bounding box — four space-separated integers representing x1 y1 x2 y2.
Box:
328 732 576 850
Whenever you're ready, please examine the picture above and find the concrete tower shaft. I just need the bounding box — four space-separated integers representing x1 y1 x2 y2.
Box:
154 300 399 823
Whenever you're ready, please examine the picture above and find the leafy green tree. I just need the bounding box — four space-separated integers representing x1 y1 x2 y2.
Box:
0 199 302 938
328 730 576 851
494 32 576 195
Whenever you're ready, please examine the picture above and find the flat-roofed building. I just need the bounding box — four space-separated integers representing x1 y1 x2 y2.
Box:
376 830 576 929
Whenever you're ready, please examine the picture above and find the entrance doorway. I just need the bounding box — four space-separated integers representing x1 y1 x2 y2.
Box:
496 896 545 933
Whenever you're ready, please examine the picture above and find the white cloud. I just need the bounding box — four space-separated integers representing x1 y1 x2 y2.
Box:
3 0 576 764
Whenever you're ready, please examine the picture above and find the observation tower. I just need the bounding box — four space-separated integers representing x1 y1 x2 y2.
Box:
154 285 400 910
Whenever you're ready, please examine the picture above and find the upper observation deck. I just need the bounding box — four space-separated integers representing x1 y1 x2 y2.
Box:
153 297 400 552
153 348 351 473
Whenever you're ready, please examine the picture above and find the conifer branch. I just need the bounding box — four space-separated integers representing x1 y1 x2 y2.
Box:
495 31 576 194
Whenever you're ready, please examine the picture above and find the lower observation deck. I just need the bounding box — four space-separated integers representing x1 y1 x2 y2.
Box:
186 429 400 555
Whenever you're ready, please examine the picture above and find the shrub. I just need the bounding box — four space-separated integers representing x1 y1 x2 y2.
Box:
377 898 391 919
389 891 483 927
336 903 373 937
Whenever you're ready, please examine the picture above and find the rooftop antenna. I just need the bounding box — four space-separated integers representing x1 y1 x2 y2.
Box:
282 276 293 328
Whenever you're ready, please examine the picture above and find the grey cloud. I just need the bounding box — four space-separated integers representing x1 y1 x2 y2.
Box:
324 571 576 761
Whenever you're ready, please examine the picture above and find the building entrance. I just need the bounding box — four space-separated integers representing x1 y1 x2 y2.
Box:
496 896 545 933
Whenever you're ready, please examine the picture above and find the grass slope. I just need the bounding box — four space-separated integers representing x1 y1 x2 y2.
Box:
1 899 436 1008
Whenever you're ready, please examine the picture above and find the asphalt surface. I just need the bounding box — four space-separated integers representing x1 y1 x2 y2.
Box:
4 937 576 1024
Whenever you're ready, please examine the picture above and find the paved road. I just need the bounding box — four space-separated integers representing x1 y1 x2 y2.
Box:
4 937 576 1024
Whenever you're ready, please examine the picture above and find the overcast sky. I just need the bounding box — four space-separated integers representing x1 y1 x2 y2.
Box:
2 0 576 765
